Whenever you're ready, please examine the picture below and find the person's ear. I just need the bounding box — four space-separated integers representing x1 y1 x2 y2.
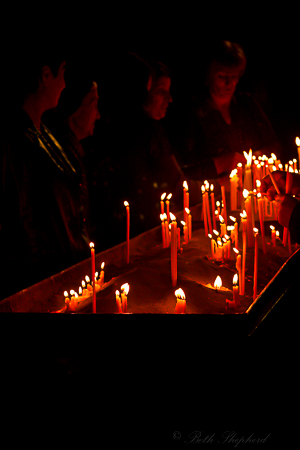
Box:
40 65 53 86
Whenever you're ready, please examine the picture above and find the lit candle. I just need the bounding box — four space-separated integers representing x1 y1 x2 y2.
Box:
69 290 78 311
124 201 130 264
81 280 88 297
233 248 242 295
170 212 177 287
175 288 186 314
229 216 239 250
270 225 276 247
243 189 254 248
160 192 166 215
253 228 259 301
185 207 192 240
166 193 172 223
115 290 123 313
201 185 209 236
221 185 227 225
208 233 216 258
89 242 96 313
296 137 300 171
210 184 217 230
120 283 129 313
243 149 253 192
257 193 267 255
160 213 167 248
240 210 247 296
99 262 105 286
219 215 227 237
214 276 222 291
181 221 188 245
226 273 240 308
183 181 189 224
230 169 238 211
64 291 70 312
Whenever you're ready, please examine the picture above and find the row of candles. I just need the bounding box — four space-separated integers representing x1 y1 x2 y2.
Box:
63 141 300 314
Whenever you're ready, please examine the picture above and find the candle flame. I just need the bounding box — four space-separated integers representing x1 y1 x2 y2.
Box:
161 192 166 201
243 189 249 199
70 290 75 295
201 185 205 194
276 230 280 237
85 275 90 283
233 248 239 254
210 184 214 191
175 288 186 300
82 280 86 288
244 149 252 167
115 290 120 297
208 233 212 239
185 207 190 214
167 193 172 200
101 262 105 270
169 212 176 222
89 242 94 248
257 192 262 199
270 225 275 230
233 273 238 286
64 291 69 297
79 286 82 295
271 153 277 161
121 283 129 295
214 276 222 289
213 229 219 236
256 180 261 187
183 181 188 190
240 210 247 219
124 201 129 207
219 215 224 223
295 137 300 147
230 168 238 178
95 272 98 278
229 215 236 222
253 227 259 234
181 221 186 226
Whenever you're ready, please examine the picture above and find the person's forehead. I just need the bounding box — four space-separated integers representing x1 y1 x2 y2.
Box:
215 66 240 76
153 76 171 90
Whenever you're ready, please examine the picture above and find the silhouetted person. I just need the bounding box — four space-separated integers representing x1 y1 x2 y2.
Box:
1 41 92 299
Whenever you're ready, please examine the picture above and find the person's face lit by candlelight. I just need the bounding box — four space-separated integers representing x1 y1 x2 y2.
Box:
208 66 241 103
143 76 173 120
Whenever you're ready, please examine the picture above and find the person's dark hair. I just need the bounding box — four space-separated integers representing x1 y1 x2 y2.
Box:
7 37 68 106
206 40 247 80
148 60 172 84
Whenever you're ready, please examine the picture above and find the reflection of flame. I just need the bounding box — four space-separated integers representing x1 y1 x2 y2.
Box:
121 283 129 295
214 276 222 289
175 288 186 300
233 274 238 285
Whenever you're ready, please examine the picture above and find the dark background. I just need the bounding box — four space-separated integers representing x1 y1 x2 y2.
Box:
3 4 300 162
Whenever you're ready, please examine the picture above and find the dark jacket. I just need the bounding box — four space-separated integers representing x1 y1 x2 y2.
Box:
1 109 90 299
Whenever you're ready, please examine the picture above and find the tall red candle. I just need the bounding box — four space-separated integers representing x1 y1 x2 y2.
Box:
124 201 130 264
89 242 96 313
